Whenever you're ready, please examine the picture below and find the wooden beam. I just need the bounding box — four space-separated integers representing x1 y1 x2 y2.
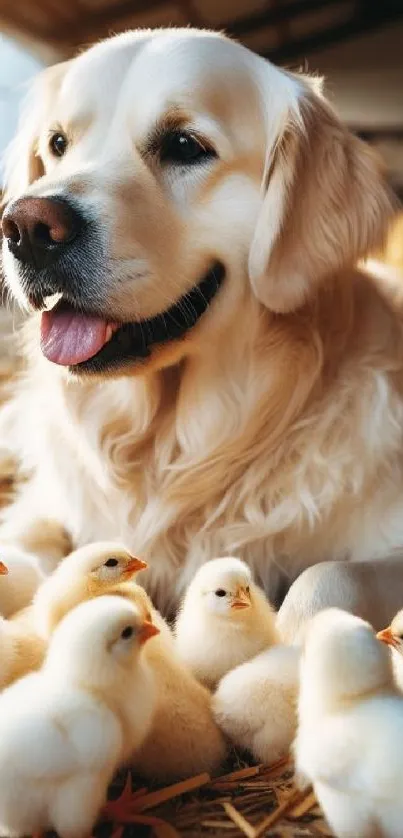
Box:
226 0 347 39
3 0 403 68
46 0 352 47
260 3 403 63
48 0 347 47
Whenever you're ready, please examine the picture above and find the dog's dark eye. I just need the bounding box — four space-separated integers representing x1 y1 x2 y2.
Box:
121 626 134 640
104 558 119 568
246 586 250 593
49 132 68 158
160 131 215 165
215 589 226 598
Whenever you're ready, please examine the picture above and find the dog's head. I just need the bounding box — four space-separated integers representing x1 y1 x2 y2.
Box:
1 28 395 377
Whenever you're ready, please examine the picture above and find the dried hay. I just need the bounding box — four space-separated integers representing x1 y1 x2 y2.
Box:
98 755 332 838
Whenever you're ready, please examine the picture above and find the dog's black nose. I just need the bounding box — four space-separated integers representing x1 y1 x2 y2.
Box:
2 197 84 269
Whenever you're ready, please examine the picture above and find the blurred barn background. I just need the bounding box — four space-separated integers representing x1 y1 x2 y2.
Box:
0 0 402 266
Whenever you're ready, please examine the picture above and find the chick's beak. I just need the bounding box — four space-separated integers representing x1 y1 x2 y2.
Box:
231 588 251 610
124 557 148 576
0 561 8 575
377 626 398 648
138 620 160 645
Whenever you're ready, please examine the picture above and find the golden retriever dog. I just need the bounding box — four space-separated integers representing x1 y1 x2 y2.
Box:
1 27 403 623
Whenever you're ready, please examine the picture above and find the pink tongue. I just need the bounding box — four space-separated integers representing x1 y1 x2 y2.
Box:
40 309 110 366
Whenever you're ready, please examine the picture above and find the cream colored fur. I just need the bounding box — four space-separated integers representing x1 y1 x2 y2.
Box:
0 28 402 613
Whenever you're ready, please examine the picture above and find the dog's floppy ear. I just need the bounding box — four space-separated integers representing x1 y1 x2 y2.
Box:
2 61 70 206
249 83 397 313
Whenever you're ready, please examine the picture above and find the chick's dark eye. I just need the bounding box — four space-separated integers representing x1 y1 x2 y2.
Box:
160 131 215 165
121 626 134 640
105 558 119 568
215 589 226 598
49 132 68 158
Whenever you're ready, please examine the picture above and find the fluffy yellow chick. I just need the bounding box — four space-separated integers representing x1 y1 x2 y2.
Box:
175 557 278 688
213 644 299 764
32 542 147 638
110 580 227 781
0 595 159 838
0 560 46 688
28 546 223 783
294 608 403 838
377 610 403 691
0 546 44 617
106 579 174 645
0 615 46 690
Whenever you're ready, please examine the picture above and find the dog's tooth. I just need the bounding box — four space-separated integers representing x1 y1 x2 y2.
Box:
44 293 63 311
105 325 114 343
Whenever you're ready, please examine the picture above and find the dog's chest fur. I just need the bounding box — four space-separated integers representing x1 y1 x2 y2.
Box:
6 326 403 613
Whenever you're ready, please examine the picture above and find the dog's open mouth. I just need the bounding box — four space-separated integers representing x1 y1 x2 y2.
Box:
40 261 225 373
